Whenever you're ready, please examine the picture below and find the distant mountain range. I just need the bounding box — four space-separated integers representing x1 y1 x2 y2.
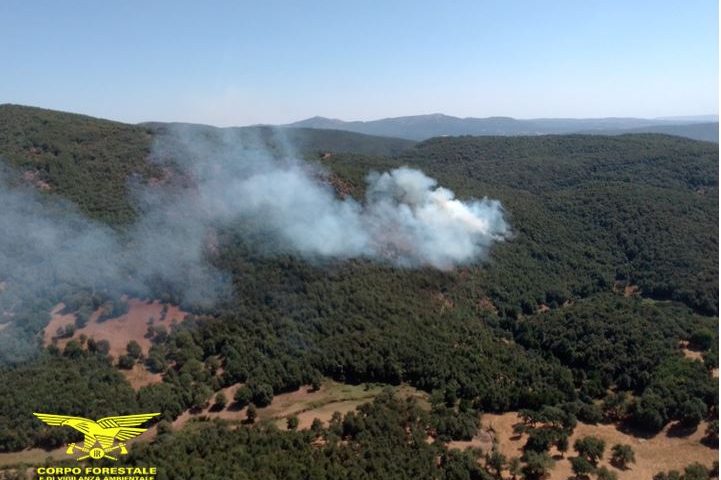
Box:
283 114 719 143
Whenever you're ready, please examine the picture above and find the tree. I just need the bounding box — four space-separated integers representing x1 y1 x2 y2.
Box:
521 451 554 480
234 385 252 408
155 420 173 437
525 427 558 452
602 392 629 422
703 419 718 446
246 404 257 424
652 471 682 480
287 415 299 431
578 403 603 424
596 466 618 480
632 393 667 431
678 398 706 427
569 456 594 479
250 382 274 407
310 418 324 435
117 354 135 369
63 340 83 359
191 384 212 410
610 443 635 470
573 436 605 466
689 329 714 350
683 462 709 480
683 462 710 480
57 323 75 339
214 392 228 410
508 457 522 480
126 340 142 359
555 432 569 457
485 449 506 478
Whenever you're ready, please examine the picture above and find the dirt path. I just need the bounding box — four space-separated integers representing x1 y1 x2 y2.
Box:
169 381 426 432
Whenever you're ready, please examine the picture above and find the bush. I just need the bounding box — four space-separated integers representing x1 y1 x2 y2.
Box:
246 404 257 424
569 456 594 478
596 466 618 480
703 419 718 446
683 462 710 480
610 443 635 469
250 382 274 407
234 386 252 408
287 415 299 431
573 436 605 466
689 329 714 351
214 392 227 410
678 398 707 427
126 340 142 359
521 451 554 480
117 354 135 369
577 403 604 424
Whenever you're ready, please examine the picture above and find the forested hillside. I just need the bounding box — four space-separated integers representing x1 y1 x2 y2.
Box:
0 106 716 479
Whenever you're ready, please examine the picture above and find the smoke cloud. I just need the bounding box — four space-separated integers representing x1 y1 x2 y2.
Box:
0 125 509 362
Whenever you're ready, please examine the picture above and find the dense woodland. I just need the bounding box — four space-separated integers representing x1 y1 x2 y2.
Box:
0 105 717 478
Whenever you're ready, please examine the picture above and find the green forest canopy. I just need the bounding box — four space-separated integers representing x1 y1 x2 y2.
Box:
0 105 717 478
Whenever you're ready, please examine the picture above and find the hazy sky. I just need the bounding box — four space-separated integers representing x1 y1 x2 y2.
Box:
1 0 718 125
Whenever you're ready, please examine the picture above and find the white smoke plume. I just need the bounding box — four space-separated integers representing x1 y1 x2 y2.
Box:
157 125 510 268
0 125 509 362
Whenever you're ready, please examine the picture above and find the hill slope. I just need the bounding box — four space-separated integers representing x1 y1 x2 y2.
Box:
0 106 716 477
286 113 719 142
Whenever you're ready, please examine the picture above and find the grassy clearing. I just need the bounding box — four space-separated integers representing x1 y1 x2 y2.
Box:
449 412 717 480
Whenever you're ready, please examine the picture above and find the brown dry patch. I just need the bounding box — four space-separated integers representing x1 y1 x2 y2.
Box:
45 298 188 359
431 291 455 314
324 173 354 198
479 412 716 480
536 303 550 313
22 171 51 191
682 348 704 362
43 303 77 346
121 364 163 390
447 430 494 452
679 340 705 361
624 284 640 297
477 297 498 315
147 166 175 187
613 281 640 297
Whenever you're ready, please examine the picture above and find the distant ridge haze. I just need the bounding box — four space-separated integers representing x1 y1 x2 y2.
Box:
282 113 719 142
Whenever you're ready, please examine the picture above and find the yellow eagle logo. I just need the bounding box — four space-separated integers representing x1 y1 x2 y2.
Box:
33 412 160 461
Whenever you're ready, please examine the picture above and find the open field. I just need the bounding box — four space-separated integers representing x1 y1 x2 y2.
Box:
172 380 427 431
45 298 188 359
449 412 717 479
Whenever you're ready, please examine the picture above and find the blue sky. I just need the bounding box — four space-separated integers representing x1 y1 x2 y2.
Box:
1 0 717 125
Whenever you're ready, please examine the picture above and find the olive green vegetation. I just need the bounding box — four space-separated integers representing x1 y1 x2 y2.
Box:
322 134 718 315
126 391 497 480
0 104 158 224
0 107 717 479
